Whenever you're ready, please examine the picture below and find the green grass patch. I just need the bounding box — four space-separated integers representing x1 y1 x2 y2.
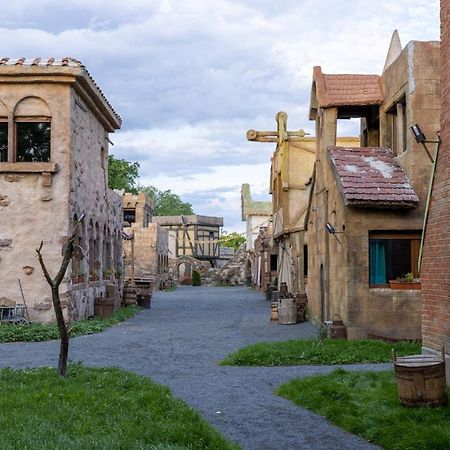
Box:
0 364 239 450
277 369 450 450
220 339 420 366
163 285 178 292
0 306 141 343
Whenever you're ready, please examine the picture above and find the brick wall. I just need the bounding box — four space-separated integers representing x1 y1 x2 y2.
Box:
421 0 450 358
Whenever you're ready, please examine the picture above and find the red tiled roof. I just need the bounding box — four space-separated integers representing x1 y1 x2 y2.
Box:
328 146 419 209
0 57 121 127
312 66 383 108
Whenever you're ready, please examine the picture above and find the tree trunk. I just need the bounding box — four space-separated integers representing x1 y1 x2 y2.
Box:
51 284 70 377
36 217 83 378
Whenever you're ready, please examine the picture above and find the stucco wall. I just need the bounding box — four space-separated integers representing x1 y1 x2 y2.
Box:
0 83 71 322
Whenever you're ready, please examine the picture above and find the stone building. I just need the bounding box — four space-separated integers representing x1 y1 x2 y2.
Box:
153 214 223 267
420 0 450 381
252 224 278 291
241 183 271 251
306 33 440 339
122 192 169 288
0 57 123 322
247 112 357 295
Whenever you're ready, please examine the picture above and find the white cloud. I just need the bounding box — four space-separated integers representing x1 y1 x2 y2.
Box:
0 0 440 230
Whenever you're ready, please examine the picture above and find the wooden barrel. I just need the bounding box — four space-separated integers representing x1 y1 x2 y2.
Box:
94 297 115 318
394 352 448 407
278 298 297 325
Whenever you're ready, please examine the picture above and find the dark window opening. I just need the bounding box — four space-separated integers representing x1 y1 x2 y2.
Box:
0 122 7 162
124 209 136 224
270 254 277 272
304 245 308 277
369 232 420 286
16 122 51 162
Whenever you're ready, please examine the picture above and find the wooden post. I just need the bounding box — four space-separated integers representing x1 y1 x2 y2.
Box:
131 230 135 284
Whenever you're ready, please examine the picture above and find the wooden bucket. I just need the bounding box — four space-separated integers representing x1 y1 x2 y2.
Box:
278 298 297 325
270 302 278 321
330 314 347 339
393 349 448 407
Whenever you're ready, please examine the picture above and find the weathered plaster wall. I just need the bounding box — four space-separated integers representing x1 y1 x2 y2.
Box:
123 222 169 283
0 83 71 322
245 215 270 251
381 40 440 214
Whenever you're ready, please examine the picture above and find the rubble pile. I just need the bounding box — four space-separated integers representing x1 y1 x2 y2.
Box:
212 245 249 286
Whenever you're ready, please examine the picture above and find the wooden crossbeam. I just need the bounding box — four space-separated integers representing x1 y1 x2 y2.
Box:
246 112 309 144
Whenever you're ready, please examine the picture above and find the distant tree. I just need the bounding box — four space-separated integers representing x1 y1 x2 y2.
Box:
108 155 140 193
142 186 194 216
219 231 245 251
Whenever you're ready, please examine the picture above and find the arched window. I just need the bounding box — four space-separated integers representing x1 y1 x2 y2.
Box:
71 215 84 283
14 97 51 162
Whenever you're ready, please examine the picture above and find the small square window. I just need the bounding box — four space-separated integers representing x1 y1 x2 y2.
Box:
124 209 136 224
0 122 7 162
16 122 51 162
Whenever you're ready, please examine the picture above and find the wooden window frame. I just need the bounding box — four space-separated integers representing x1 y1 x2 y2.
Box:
369 231 421 288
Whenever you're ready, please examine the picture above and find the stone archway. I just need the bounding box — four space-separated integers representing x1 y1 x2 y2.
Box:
178 261 193 285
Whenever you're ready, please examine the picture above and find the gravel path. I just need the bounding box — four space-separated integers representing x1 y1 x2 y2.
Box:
0 286 387 449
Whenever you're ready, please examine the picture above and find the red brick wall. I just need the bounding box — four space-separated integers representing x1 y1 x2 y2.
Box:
421 0 450 353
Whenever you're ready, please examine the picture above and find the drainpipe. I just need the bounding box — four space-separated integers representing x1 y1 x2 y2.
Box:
418 137 441 273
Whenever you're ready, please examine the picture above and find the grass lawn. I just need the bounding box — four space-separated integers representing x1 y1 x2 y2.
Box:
277 369 450 450
0 306 141 343
0 364 239 450
220 339 421 366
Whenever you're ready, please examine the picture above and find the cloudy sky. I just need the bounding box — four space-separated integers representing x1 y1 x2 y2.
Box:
0 0 440 231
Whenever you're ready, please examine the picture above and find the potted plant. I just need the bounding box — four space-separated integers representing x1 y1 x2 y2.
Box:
72 271 84 284
103 269 112 280
389 273 421 290
89 270 99 282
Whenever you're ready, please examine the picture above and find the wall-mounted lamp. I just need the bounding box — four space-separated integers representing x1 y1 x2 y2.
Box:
325 223 344 245
409 124 440 162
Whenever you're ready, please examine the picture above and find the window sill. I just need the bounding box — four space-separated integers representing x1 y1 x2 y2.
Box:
369 283 422 291
0 162 58 173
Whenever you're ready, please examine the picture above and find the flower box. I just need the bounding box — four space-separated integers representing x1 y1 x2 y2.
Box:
389 280 422 290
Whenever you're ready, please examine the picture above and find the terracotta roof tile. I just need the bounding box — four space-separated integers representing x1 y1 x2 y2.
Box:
328 146 419 209
311 66 383 110
0 57 121 126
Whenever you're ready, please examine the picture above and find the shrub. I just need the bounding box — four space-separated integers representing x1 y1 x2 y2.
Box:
192 270 201 286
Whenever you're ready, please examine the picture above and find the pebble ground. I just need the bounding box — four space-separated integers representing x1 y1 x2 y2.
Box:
0 286 387 449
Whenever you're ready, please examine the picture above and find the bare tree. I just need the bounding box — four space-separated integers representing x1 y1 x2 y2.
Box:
36 216 84 377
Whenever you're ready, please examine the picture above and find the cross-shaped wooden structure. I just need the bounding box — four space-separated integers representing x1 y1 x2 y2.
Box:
247 112 310 190
246 111 309 145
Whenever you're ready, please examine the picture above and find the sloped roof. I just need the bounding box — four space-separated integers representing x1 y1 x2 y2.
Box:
0 57 121 129
328 146 419 209
310 66 383 117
